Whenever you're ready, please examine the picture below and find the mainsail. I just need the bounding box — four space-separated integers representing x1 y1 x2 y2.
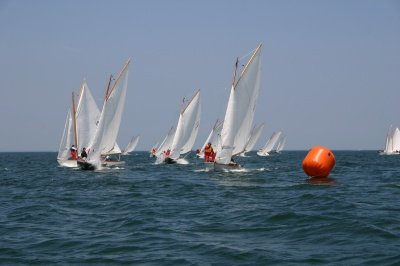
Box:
57 110 73 162
216 44 262 165
243 123 265 154
123 135 140 154
169 90 201 160
85 60 130 167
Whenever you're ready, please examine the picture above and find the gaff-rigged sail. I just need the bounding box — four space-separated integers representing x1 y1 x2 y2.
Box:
86 60 130 167
216 44 262 164
169 90 201 160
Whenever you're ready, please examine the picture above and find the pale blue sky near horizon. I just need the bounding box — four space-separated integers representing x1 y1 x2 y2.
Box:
0 0 399 152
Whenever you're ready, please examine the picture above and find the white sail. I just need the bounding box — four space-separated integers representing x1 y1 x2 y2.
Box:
198 119 223 158
381 126 400 155
155 126 176 157
75 81 101 151
383 126 394 154
257 131 282 156
123 135 140 154
86 60 130 167
276 134 286 153
216 44 262 164
392 128 400 152
243 123 265 153
57 109 74 162
170 90 201 160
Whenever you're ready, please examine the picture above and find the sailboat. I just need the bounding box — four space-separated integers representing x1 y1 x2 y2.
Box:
197 119 223 159
380 126 400 155
153 126 176 158
240 123 264 156
122 135 140 155
214 44 262 169
156 90 201 164
257 131 282 156
57 109 76 167
57 81 100 167
77 60 130 170
276 134 286 153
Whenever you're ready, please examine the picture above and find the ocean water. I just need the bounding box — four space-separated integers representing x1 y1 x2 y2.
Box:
0 151 399 265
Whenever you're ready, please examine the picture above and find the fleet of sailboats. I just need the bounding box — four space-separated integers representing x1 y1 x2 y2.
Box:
57 44 395 170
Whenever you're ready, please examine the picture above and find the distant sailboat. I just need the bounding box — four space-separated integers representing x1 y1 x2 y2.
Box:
276 134 286 153
78 60 130 170
240 123 264 156
380 126 400 155
57 110 75 167
154 126 176 159
157 90 201 164
214 44 262 169
122 135 140 155
257 131 282 156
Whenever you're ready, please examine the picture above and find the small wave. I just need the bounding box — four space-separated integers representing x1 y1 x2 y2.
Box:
194 168 211 172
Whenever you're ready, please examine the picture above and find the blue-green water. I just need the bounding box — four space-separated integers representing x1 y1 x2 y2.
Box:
0 151 399 265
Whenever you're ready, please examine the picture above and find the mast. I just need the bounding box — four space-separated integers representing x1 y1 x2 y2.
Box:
232 57 239 87
106 59 131 101
71 92 78 150
104 74 113 101
234 43 262 89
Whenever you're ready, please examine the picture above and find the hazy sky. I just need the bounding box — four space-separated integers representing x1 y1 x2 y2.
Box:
0 0 399 152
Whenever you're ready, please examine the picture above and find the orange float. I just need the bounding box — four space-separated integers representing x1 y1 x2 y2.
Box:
302 146 335 178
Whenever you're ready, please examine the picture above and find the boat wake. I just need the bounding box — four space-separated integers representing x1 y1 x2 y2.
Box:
176 158 189 165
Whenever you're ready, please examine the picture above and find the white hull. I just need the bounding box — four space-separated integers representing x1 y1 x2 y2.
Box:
102 160 125 167
256 151 269 157
58 159 77 168
214 162 241 171
379 151 400 155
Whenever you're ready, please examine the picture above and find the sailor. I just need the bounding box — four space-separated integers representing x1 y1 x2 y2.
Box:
204 142 215 162
81 147 88 159
70 145 78 160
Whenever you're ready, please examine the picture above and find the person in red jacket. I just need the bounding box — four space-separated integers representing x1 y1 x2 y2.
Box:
70 145 78 160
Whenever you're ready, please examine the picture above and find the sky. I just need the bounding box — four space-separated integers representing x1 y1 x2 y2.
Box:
0 0 399 152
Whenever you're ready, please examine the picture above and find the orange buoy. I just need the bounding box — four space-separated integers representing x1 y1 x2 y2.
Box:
302 146 335 178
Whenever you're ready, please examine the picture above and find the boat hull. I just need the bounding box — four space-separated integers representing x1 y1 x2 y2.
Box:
164 157 177 164
77 159 96 170
214 162 241 171
57 159 77 168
